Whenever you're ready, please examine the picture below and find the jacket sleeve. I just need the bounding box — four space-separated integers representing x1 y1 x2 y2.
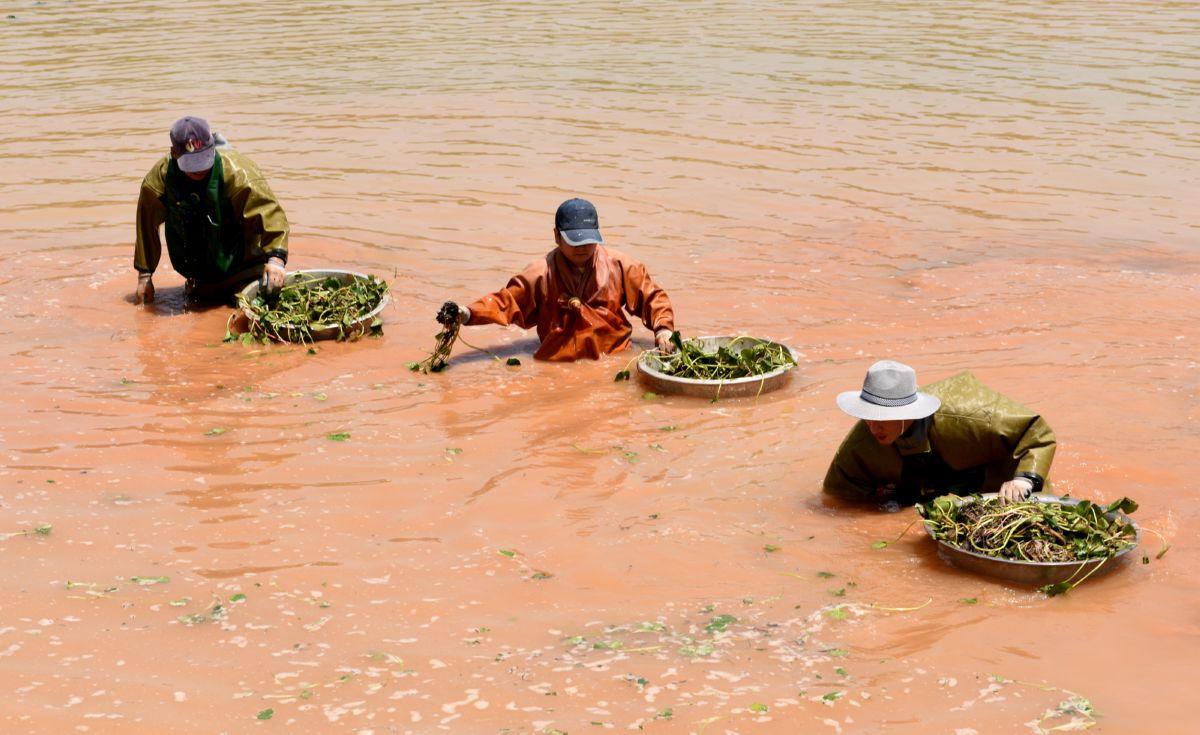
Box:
229 173 289 260
465 261 542 329
134 175 167 273
823 422 894 501
1000 413 1056 483
621 259 674 332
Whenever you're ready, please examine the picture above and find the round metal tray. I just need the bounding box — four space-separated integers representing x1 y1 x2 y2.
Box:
918 493 1140 586
238 269 389 342
636 335 798 399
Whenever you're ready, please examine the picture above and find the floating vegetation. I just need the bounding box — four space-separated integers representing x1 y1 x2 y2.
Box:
1 523 51 541
234 274 388 344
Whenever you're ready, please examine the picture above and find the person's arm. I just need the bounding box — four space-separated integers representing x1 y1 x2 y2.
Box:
229 173 289 263
997 413 1056 501
463 262 543 329
621 259 675 351
133 176 167 304
823 422 900 502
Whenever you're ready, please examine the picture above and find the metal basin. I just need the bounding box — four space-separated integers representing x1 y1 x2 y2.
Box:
918 493 1140 587
238 269 389 342
636 335 799 399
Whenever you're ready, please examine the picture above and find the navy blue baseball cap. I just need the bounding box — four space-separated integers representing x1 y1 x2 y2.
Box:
169 116 216 173
554 198 603 247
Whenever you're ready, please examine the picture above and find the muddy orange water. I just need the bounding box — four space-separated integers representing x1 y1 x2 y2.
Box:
1 2 1198 733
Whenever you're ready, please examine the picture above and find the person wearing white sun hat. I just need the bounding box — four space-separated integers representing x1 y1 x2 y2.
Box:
824 360 1056 506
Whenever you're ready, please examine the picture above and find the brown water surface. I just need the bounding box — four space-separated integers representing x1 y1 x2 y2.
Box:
1 1 1198 733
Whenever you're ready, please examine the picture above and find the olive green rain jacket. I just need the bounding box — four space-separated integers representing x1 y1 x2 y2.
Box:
134 148 288 285
823 371 1056 504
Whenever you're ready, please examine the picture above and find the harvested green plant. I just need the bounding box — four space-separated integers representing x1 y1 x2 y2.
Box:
919 495 1138 564
235 274 388 343
615 331 795 384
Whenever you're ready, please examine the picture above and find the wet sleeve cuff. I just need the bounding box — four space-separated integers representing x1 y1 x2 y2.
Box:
1014 472 1044 494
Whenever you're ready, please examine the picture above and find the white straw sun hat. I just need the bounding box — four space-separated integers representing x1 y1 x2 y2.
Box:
836 360 941 421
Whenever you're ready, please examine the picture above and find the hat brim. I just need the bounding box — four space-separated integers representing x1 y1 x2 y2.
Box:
177 145 216 173
559 228 603 247
836 390 941 421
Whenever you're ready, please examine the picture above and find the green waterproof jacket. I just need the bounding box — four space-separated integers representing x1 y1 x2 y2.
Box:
134 148 288 283
823 371 1056 503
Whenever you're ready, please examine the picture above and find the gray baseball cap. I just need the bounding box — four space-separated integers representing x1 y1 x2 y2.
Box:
169 116 216 173
836 360 941 421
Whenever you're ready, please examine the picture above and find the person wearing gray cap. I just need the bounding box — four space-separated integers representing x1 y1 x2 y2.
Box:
133 116 290 304
437 198 676 361
823 360 1056 506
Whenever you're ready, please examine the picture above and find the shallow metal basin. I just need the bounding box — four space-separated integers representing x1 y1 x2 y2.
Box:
238 269 389 342
636 335 799 399
918 492 1140 587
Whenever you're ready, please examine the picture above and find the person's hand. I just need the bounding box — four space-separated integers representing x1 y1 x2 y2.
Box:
134 273 155 305
998 477 1034 503
655 329 675 354
437 300 470 326
262 257 286 292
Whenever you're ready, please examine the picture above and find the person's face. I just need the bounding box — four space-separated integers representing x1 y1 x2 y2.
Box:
554 230 597 267
865 418 911 446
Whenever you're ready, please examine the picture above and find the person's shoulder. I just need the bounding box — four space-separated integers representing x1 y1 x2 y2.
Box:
140 156 170 192
219 148 267 184
925 370 1003 421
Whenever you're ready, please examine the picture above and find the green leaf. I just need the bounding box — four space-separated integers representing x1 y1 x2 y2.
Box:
669 330 684 352
825 648 849 658
825 606 849 620
641 392 658 400
240 332 254 346
327 431 351 442
613 370 630 382
530 571 553 580
817 571 836 579
1104 497 1138 515
622 451 640 464
659 425 677 432
498 549 516 558
748 703 768 713
835 667 847 676
204 427 227 436
406 361 419 371
506 357 521 366
821 691 843 702
312 392 327 401
655 708 673 720
131 575 170 585
169 597 190 607
829 587 846 597
445 447 463 455
679 642 714 657
870 540 889 550
592 640 623 650
959 597 978 605
763 544 780 553
33 524 52 536
1040 582 1072 597
230 593 246 602
256 708 274 720
705 614 738 633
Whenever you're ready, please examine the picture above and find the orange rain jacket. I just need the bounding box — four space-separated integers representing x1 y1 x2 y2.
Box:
465 246 675 362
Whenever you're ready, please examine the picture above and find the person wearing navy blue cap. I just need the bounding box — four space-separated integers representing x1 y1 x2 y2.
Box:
439 198 676 361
